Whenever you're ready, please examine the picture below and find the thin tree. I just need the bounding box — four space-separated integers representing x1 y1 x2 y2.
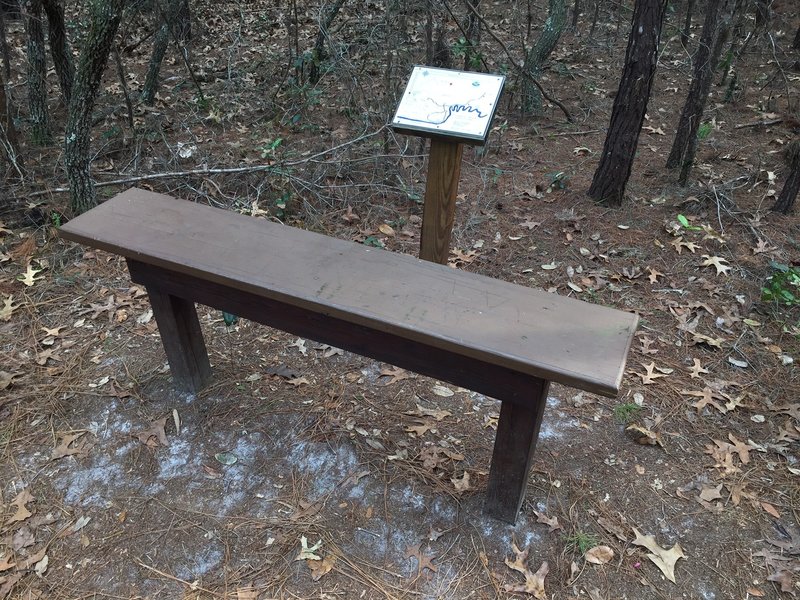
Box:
772 141 800 214
65 0 126 214
308 0 345 84
521 0 567 111
587 0 667 206
41 0 74 103
793 24 799 50
680 0 694 47
0 65 23 179
141 0 191 105
24 0 50 144
665 0 733 184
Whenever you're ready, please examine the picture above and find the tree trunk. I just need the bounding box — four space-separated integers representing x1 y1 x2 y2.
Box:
1 9 10 79
41 0 73 103
141 0 190 105
522 0 566 111
680 0 694 47
665 0 730 175
308 0 345 84
793 25 799 50
0 65 23 178
587 0 667 206
772 141 800 214
65 0 125 215
571 0 580 28
463 0 481 69
25 0 50 144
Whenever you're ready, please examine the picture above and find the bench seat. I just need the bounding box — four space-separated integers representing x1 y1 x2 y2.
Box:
60 188 638 523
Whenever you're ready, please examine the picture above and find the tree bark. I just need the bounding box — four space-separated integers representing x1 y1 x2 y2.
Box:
65 0 125 214
772 141 800 214
522 0 566 111
0 65 23 178
680 0 694 47
141 0 191 105
463 0 481 69
308 0 345 84
793 25 800 50
587 0 667 207
25 0 50 144
665 0 731 176
571 0 580 28
0 9 10 79
41 0 73 103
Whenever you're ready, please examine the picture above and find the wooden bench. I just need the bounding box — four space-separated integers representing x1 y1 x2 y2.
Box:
59 188 638 523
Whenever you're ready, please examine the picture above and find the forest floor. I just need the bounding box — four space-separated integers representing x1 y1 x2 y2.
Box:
1 1 800 599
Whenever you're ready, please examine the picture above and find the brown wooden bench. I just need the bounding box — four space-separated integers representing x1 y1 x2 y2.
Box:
59 188 638 524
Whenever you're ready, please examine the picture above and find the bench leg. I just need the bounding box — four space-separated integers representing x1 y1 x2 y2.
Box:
145 286 212 393
484 378 550 524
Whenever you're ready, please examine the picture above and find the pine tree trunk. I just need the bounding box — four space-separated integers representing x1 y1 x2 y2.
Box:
772 141 800 214
587 0 667 206
0 65 23 177
41 0 73 103
665 0 730 173
25 0 50 144
65 0 125 215
522 0 566 111
680 0 694 46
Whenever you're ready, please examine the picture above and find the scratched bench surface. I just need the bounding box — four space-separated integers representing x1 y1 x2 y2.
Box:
60 188 638 396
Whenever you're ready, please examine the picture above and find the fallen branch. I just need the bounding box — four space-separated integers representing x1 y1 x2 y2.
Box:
734 118 782 129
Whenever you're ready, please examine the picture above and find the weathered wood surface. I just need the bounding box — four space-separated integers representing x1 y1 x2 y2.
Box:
60 188 639 397
126 258 545 406
484 379 550 522
139 283 211 392
420 139 463 264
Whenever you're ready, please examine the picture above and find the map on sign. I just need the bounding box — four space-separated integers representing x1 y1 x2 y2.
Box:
391 66 505 144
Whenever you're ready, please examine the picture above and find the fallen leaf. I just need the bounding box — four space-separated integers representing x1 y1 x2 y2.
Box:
700 255 731 276
585 545 614 565
534 510 562 532
0 371 22 390
136 418 168 447
688 358 709 378
631 528 686 583
638 362 668 384
52 432 87 459
295 536 322 561
33 554 48 577
379 365 411 385
504 543 548 598
406 544 438 573
1 296 20 321
287 376 311 387
12 527 35 551
6 489 34 526
378 223 395 237
408 403 451 421
699 484 723 502
18 265 44 286
431 384 455 397
626 424 663 447
761 502 781 519
767 569 793 592
451 471 471 493
308 555 336 580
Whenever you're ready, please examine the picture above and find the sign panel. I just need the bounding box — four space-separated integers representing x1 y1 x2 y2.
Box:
391 66 505 145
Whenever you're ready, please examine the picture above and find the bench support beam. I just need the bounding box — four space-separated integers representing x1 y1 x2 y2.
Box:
484 379 550 523
142 283 212 393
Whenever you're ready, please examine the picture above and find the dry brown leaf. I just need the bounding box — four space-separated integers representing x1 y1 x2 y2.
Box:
406 544 437 573
378 223 395 237
626 424 664 447
761 501 781 519
52 432 87 460
766 569 793 592
5 489 34 526
534 510 562 533
379 365 411 385
631 528 686 583
136 418 168 447
407 403 451 421
700 255 731 276
451 471 471 493
688 358 709 378
287 376 311 387
308 555 336 581
0 371 22 390
503 543 548 598
235 586 259 600
405 418 435 437
638 362 668 384
682 388 727 413
699 483 723 502
0 296 20 321
18 264 44 286
585 545 614 565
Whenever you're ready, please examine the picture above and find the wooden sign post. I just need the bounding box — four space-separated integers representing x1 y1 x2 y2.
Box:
391 66 505 264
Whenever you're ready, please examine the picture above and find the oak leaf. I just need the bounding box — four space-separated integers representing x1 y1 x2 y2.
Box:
18 265 44 286
585 545 614 565
534 510 562 532
1 295 20 321
406 544 437 573
700 255 731 276
504 543 548 598
631 528 686 583
6 489 35 526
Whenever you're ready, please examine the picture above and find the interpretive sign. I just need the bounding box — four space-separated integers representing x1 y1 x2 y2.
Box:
391 66 505 145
